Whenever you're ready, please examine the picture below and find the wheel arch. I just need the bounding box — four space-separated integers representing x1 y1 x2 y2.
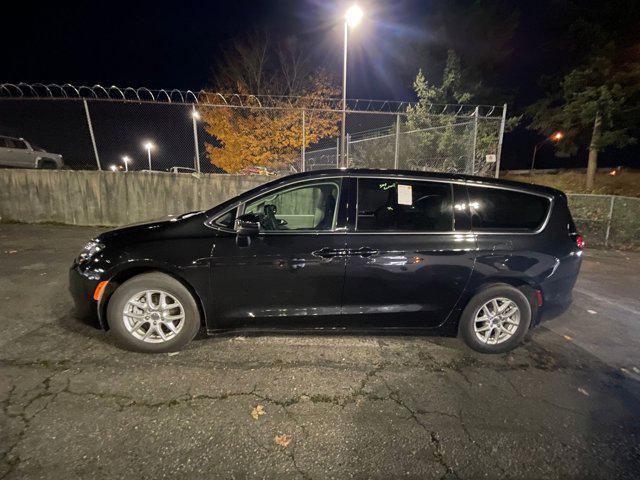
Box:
447 276 541 333
98 265 208 331
36 157 58 169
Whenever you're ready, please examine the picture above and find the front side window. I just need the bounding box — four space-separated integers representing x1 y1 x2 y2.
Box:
356 178 453 232
244 181 340 231
467 186 550 232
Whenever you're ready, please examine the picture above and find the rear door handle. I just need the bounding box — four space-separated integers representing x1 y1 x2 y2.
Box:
349 246 379 257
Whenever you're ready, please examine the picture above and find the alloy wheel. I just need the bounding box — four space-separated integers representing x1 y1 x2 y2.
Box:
473 297 520 345
122 290 185 343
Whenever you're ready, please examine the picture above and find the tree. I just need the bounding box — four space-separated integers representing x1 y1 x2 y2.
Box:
201 32 340 172
528 47 640 188
400 51 517 175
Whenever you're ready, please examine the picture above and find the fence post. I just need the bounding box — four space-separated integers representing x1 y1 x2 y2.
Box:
191 104 201 174
394 114 401 169
336 138 340 168
83 99 101 170
301 109 306 172
605 195 615 247
495 103 507 178
346 134 351 167
471 106 479 174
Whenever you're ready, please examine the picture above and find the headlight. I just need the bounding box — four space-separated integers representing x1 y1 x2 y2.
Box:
76 240 105 263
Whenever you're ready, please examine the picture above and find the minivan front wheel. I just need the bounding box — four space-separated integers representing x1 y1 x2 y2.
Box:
459 285 531 354
106 272 201 353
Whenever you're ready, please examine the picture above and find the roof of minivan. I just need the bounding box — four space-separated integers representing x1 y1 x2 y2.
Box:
280 168 564 197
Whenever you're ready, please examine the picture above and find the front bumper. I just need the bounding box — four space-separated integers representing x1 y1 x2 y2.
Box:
68 263 102 328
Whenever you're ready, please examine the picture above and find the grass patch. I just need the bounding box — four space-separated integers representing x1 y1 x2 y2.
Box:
502 170 640 198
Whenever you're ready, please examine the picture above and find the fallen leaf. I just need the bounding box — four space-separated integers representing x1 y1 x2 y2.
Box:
620 367 629 374
633 367 640 374
587 309 597 315
167 351 179 357
578 387 590 397
275 434 291 448
4 250 17 254
251 404 265 420
563 334 573 341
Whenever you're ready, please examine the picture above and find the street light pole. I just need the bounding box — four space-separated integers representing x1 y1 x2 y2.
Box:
191 106 201 174
144 142 154 171
530 131 563 176
341 5 363 168
122 156 130 172
341 20 348 168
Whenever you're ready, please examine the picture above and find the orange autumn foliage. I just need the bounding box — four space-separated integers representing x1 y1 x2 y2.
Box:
201 74 339 173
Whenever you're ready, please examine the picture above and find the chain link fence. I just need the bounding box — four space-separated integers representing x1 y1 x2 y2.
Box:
0 84 506 177
568 194 640 249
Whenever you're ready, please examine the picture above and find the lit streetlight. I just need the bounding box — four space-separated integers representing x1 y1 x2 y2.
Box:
341 4 363 166
122 155 131 172
110 165 118 172
530 131 563 176
143 142 154 171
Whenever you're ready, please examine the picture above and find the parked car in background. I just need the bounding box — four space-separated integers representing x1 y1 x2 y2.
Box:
168 166 196 174
239 166 278 175
70 169 583 354
0 136 63 169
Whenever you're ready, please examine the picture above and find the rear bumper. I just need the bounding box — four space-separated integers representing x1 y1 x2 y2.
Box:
537 251 582 320
68 264 102 328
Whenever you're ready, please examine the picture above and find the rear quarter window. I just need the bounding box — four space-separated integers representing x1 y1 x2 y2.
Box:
467 186 551 232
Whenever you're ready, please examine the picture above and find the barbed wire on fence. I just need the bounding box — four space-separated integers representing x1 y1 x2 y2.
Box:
0 82 506 177
0 82 504 117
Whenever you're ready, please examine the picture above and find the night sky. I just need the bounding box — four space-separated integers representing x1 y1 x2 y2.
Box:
2 1 638 170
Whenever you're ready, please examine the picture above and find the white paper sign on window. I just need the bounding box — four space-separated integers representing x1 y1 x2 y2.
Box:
397 184 413 205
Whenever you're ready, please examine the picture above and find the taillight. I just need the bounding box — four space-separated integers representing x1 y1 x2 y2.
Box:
535 289 543 307
575 234 585 250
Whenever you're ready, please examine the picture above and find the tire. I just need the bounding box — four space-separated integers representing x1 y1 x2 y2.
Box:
458 284 531 354
106 272 201 353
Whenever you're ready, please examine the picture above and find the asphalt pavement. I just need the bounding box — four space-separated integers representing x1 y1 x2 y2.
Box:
1 224 639 479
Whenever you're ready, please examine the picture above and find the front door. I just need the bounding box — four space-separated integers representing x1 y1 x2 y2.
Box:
209 177 349 329
341 176 475 328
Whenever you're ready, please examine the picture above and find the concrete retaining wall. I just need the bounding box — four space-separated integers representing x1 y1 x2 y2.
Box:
0 169 270 226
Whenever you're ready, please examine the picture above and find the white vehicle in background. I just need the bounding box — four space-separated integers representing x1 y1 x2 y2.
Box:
0 136 64 169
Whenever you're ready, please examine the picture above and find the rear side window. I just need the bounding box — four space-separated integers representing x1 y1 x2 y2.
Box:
356 178 453 232
468 186 550 232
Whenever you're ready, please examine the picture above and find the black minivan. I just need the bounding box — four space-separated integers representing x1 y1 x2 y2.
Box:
69 169 583 354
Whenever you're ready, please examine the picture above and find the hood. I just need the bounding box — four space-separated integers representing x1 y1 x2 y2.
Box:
97 211 207 245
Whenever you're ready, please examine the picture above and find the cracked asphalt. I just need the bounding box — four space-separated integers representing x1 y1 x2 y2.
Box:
1 224 640 479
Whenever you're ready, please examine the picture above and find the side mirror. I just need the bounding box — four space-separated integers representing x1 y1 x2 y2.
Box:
235 212 260 237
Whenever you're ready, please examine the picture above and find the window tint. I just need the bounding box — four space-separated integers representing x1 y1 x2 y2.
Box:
245 181 339 231
468 186 550 231
213 208 237 229
356 178 453 232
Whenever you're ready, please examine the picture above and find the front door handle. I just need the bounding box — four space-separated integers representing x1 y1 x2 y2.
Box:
312 247 345 259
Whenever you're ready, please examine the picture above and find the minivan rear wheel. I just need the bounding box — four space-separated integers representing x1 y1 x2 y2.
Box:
459 284 531 354
106 272 201 353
